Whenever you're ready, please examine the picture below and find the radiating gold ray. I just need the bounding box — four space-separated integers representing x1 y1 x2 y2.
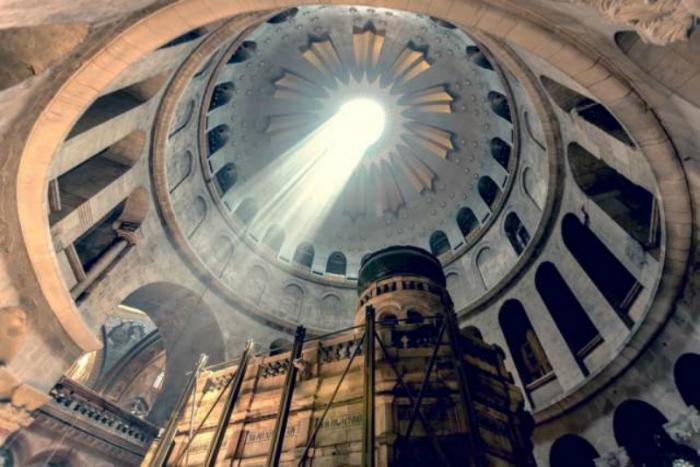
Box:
405 123 454 159
303 39 344 80
393 146 436 193
402 85 453 113
352 28 385 74
387 46 430 86
273 72 324 99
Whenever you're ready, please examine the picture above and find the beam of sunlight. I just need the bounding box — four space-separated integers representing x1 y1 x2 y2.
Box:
236 98 386 250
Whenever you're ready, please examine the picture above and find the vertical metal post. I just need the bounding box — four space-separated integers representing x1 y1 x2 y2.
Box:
362 306 376 467
442 296 485 467
266 326 305 467
149 353 208 467
204 341 254 467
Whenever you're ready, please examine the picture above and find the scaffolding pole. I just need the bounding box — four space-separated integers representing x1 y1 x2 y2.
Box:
362 306 376 467
266 326 306 467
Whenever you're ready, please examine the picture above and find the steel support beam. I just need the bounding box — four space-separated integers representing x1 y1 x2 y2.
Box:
204 341 253 467
362 306 376 467
149 353 208 467
266 326 306 467
442 296 485 467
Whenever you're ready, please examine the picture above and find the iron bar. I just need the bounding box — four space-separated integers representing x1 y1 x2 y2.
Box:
204 341 254 467
297 332 366 466
442 296 485 467
361 306 376 467
404 319 446 438
171 362 239 466
266 325 306 467
148 353 207 467
374 331 452 467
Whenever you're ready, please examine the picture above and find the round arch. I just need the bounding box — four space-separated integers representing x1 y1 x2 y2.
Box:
120 282 226 425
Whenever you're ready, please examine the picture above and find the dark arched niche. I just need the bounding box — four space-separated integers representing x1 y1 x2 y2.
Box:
122 282 225 425
674 353 700 409
550 434 599 467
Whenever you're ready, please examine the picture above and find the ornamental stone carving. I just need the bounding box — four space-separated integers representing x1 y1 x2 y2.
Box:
573 0 698 45
594 447 632 467
665 407 700 446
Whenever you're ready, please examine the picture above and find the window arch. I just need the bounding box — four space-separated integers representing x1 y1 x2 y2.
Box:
614 400 699 467
504 212 530 255
326 252 347 275
478 176 501 209
674 353 700 409
488 91 511 122
429 230 451 256
550 434 599 467
235 198 257 225
293 242 314 269
457 207 479 237
568 143 658 249
406 309 424 325
562 214 641 321
214 162 237 194
267 7 299 23
228 40 256 64
207 124 229 155
466 45 493 70
541 75 634 147
262 225 284 254
535 262 601 371
499 299 553 387
209 81 234 111
490 137 511 169
269 338 292 356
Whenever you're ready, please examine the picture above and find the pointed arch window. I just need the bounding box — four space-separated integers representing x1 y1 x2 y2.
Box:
262 225 284 254
488 91 511 122
478 176 501 209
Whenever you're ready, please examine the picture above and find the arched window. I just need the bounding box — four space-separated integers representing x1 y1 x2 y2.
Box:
235 198 256 225
490 137 511 169
267 7 299 23
504 212 530 255
379 313 398 327
207 124 229 155
541 75 634 147
462 326 483 341
488 91 511 122
535 262 601 370
550 434 599 467
614 400 700 467
282 284 304 319
429 230 451 256
209 81 234 111
406 310 424 325
262 225 284 254
160 28 205 49
674 353 700 409
562 214 641 321
568 143 658 249
499 299 553 386
326 252 347 275
457 207 479 237
478 176 501 209
269 338 292 356
228 40 256 64
215 162 237 194
293 242 314 269
466 45 493 70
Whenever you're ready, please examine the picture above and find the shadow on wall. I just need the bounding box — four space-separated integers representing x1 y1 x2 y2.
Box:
122 282 226 425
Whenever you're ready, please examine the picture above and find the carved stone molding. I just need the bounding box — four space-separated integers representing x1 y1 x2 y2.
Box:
0 381 48 444
572 0 698 45
594 447 632 467
665 407 700 446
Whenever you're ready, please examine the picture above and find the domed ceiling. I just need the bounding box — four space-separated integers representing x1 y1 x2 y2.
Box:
199 5 518 278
